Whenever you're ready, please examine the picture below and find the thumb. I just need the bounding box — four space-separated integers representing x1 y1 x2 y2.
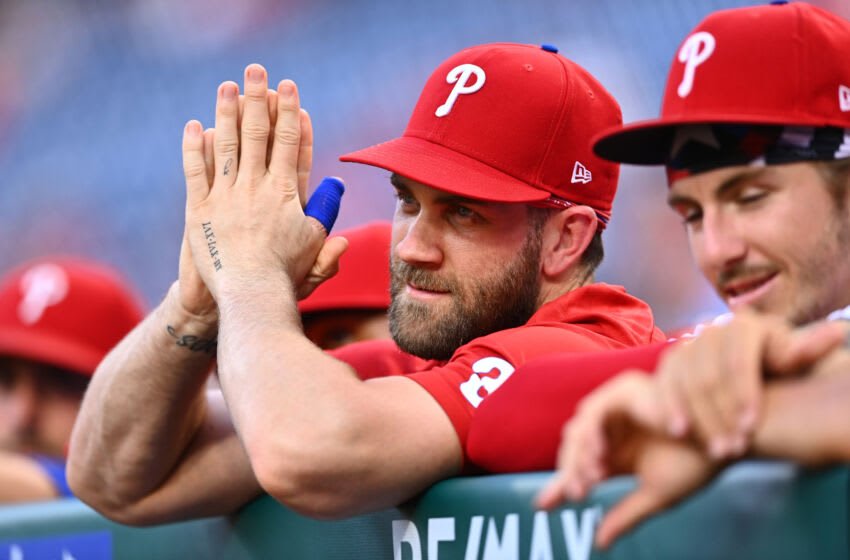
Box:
304 176 345 234
296 236 349 300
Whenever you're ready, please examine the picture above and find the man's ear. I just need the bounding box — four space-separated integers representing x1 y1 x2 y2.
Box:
540 206 598 278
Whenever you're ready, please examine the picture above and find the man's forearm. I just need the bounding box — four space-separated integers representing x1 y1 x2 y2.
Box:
68 282 219 514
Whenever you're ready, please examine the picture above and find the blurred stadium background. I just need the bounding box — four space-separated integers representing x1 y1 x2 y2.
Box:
1 0 846 331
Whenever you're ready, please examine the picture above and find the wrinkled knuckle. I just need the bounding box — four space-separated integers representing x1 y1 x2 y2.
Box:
215 137 239 156
242 123 270 143
275 127 300 146
183 162 207 180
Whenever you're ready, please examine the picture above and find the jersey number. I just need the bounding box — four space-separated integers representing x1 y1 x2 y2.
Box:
460 357 515 408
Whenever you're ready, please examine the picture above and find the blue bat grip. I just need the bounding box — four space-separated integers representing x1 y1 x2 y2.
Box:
304 176 345 233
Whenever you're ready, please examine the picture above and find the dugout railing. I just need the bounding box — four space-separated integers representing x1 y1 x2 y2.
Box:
0 462 846 559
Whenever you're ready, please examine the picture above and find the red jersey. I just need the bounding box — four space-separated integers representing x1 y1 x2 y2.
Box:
331 283 664 465
467 342 671 472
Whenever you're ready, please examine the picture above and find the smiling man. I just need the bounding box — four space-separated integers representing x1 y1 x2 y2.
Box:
463 2 850 548
68 43 664 524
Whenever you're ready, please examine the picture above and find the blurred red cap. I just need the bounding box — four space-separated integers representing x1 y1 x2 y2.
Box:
0 257 145 377
594 2 850 164
298 222 392 314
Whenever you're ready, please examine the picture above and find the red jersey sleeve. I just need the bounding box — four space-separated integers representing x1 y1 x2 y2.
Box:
466 342 671 473
407 324 647 467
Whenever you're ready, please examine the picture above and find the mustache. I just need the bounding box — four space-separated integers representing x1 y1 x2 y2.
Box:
391 260 457 293
716 264 777 288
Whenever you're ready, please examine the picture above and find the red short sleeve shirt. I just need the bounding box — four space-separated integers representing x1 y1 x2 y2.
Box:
331 283 664 456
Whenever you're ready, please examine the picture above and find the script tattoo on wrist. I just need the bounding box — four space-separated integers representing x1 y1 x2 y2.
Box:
223 158 233 176
166 325 217 354
201 222 222 271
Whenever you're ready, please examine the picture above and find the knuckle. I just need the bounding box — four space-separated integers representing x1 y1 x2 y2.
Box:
275 126 300 146
242 123 270 143
183 161 207 179
215 136 239 156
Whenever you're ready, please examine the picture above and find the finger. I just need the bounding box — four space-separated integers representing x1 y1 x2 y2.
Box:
238 94 244 129
304 177 345 234
266 89 278 166
239 64 271 177
535 474 569 511
536 421 584 510
648 351 690 437
296 236 349 300
297 109 314 204
767 321 847 376
183 120 209 206
596 488 667 549
718 321 768 448
681 363 730 457
214 81 240 186
203 128 215 185
268 79 302 195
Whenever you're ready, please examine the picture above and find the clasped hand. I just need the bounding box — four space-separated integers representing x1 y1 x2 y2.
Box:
180 64 347 305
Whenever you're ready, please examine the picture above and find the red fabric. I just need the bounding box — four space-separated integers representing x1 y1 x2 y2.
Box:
467 342 671 473
340 43 621 223
332 283 664 468
298 222 392 314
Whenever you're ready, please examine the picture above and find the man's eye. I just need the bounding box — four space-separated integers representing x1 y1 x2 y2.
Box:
737 187 768 204
673 204 701 225
453 205 475 219
394 192 417 209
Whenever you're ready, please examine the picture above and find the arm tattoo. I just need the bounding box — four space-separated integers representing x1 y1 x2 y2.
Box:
201 222 223 271
166 325 218 354
223 158 233 176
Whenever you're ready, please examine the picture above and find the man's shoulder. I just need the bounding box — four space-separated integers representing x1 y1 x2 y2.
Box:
453 283 664 358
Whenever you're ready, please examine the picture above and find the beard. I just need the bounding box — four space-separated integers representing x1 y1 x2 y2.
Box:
388 232 543 361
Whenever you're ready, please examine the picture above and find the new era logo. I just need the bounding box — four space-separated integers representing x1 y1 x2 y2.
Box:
571 161 592 184
840 85 850 112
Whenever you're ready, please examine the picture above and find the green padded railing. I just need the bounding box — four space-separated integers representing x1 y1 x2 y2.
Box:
0 462 846 559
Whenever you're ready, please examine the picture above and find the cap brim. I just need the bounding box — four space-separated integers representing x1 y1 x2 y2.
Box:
340 136 550 203
0 326 101 377
592 113 812 165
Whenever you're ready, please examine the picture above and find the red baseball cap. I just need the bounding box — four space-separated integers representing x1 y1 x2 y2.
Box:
594 2 850 166
298 221 391 314
340 43 622 226
0 257 145 377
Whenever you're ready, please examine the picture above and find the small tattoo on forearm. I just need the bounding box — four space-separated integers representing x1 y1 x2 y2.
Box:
201 221 222 271
223 158 233 176
167 325 218 354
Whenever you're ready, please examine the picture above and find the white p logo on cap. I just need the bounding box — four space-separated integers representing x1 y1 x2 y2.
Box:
677 31 716 98
435 63 486 117
18 263 69 325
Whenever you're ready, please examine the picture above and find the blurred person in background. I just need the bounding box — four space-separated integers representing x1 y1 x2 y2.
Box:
68 43 665 525
298 221 392 350
461 1 850 549
0 257 143 502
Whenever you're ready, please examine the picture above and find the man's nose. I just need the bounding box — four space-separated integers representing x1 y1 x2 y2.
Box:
393 215 444 269
693 211 747 279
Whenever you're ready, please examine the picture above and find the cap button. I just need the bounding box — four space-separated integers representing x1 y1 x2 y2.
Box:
769 1 788 5
540 44 559 53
